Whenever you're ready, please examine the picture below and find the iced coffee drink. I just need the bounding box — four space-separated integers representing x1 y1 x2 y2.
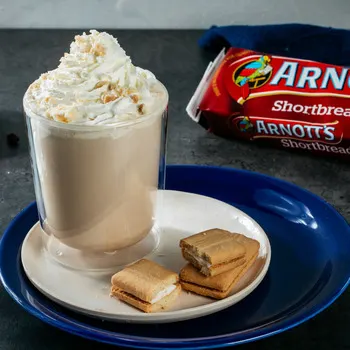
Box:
24 30 168 269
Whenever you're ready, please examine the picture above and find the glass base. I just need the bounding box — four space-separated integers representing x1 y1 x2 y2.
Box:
41 225 161 272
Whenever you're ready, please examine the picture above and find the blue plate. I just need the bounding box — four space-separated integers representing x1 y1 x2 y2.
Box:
1 165 350 349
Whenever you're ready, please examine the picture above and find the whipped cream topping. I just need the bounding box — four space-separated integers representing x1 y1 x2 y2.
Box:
150 284 176 304
24 30 162 125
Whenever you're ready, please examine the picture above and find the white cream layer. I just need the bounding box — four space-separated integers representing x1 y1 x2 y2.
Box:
193 255 212 268
150 284 176 304
187 248 212 267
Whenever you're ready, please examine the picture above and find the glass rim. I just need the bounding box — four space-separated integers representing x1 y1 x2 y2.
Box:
23 80 169 132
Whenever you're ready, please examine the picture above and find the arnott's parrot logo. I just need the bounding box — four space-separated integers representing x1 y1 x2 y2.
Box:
234 55 273 88
238 116 254 133
233 55 273 103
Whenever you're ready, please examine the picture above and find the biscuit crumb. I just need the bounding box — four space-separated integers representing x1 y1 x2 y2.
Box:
56 114 69 123
127 88 137 95
93 43 106 56
130 94 139 103
137 104 145 114
95 81 108 89
103 94 118 104
108 83 116 91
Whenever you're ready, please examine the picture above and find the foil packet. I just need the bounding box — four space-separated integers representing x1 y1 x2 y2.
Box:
187 47 350 159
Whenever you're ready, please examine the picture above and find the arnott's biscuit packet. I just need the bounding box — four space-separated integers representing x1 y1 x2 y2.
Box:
186 47 350 159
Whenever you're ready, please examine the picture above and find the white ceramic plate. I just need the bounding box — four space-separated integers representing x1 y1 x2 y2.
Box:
21 190 271 323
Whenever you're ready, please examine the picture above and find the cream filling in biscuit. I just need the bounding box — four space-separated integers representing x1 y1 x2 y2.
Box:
187 249 211 267
193 255 211 267
150 284 176 304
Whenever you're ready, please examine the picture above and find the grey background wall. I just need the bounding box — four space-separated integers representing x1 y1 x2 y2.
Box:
1 0 350 29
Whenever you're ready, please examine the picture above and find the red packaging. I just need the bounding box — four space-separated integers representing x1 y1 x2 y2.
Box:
186 47 350 159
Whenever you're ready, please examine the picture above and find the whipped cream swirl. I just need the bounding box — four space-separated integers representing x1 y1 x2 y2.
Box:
24 30 161 125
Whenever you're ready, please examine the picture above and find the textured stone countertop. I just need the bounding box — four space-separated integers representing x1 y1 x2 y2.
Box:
0 30 349 350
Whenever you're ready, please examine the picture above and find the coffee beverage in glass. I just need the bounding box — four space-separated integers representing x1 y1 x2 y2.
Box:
24 30 168 270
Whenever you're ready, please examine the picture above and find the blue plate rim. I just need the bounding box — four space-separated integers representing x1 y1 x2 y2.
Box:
1 164 350 349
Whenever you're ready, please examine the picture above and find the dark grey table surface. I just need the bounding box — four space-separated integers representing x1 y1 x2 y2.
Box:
0 29 349 350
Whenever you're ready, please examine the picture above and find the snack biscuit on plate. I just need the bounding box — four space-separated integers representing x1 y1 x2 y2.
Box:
180 229 247 276
180 234 260 299
110 259 181 313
